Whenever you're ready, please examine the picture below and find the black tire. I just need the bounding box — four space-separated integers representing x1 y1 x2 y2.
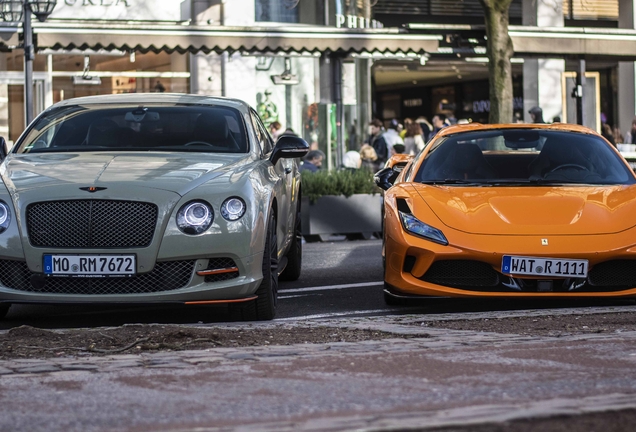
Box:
0 303 10 320
280 201 302 281
230 212 278 321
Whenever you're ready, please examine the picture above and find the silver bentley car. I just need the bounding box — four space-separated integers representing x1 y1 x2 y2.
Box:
0 93 309 321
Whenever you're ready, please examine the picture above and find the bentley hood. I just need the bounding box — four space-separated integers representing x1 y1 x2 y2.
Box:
0 152 252 197
411 184 636 235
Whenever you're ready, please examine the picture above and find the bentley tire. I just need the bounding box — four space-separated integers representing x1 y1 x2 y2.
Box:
0 303 10 320
280 202 302 281
230 212 278 321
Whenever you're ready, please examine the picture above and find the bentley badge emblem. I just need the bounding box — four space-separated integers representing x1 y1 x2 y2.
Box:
80 186 107 193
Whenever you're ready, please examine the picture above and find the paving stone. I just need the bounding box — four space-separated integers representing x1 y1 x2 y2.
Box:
14 365 61 374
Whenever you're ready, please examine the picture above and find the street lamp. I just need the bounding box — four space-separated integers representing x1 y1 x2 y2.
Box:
0 0 57 126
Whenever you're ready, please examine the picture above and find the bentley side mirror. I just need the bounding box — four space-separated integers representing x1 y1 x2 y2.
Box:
270 135 309 166
374 167 397 191
0 137 7 162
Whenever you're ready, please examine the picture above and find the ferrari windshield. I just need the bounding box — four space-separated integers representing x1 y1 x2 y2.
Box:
414 129 635 185
15 104 249 154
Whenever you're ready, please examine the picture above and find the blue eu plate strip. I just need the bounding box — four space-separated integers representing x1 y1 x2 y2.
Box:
501 255 511 273
43 255 53 275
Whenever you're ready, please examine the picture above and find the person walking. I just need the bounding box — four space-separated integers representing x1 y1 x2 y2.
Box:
403 122 425 155
383 119 404 157
528 106 546 123
624 118 636 144
365 119 388 165
429 114 447 139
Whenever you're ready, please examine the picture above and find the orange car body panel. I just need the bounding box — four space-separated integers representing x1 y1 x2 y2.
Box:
384 123 636 298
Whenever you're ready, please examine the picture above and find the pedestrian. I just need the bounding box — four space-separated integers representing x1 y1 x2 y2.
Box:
365 119 388 165
341 150 361 171
416 116 433 142
429 114 447 139
269 121 284 140
359 144 379 172
300 150 325 173
602 123 616 147
403 122 425 155
400 118 413 139
625 118 636 144
552 115 561 123
528 106 545 124
383 119 404 158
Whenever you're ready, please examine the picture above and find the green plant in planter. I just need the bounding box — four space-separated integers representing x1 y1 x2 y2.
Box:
301 169 380 203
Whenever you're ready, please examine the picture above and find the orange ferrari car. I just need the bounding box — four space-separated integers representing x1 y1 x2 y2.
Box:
375 123 636 304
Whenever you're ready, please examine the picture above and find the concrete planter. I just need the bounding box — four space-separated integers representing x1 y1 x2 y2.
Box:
301 194 382 236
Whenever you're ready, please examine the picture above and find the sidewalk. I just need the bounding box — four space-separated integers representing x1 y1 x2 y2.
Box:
2 315 636 431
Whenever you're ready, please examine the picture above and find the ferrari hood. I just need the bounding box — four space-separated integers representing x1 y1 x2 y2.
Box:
0 152 251 197
411 184 636 235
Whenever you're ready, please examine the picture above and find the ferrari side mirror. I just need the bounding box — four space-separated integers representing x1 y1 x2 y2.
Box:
374 167 397 191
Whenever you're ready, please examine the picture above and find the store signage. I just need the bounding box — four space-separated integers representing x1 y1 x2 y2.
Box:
50 0 182 21
403 98 422 107
335 14 383 29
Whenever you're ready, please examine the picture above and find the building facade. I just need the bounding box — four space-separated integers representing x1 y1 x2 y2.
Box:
0 0 636 167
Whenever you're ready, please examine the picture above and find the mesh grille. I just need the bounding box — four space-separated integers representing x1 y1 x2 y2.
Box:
204 257 239 283
27 200 158 248
0 260 195 295
588 260 636 287
421 260 499 288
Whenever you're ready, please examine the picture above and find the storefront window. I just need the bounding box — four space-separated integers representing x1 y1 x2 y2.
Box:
255 0 299 23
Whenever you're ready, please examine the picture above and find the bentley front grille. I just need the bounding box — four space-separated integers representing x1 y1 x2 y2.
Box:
0 260 195 295
27 200 158 248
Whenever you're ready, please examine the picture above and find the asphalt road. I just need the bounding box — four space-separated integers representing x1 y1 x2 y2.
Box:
1 238 635 329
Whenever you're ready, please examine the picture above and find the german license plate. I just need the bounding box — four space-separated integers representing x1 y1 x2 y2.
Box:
43 255 136 277
502 255 588 278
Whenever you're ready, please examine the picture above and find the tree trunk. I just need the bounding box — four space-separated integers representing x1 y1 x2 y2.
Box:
479 0 514 124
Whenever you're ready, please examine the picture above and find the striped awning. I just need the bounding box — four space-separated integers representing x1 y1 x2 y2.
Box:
23 22 440 55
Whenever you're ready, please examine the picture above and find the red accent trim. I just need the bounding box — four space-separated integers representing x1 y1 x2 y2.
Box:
196 267 239 276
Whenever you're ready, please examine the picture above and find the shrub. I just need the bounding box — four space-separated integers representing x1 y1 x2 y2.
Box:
301 169 380 203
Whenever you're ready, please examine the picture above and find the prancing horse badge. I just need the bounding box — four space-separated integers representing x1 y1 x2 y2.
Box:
541 238 549 246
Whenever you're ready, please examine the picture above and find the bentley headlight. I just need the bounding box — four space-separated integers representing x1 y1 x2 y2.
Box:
0 201 10 233
221 197 246 221
177 201 213 234
399 211 448 245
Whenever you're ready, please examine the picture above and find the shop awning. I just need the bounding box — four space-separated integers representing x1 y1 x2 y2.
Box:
26 23 440 55
509 26 636 60
0 24 19 49
407 23 636 61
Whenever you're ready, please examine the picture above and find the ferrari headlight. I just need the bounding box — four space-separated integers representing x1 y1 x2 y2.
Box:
177 201 213 235
221 197 246 221
399 211 448 245
0 201 10 233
